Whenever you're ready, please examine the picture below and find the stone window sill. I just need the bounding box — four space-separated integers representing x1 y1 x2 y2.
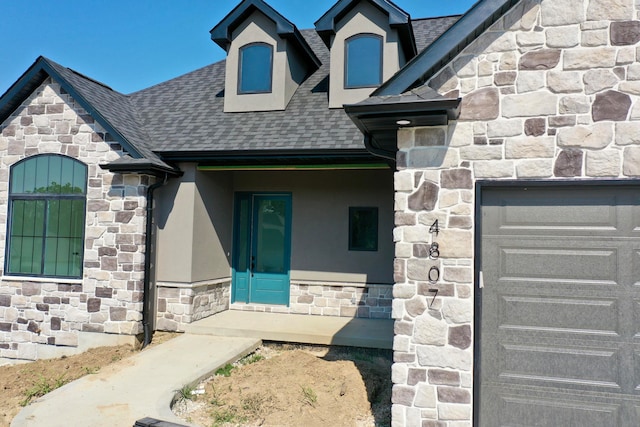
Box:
1 275 83 285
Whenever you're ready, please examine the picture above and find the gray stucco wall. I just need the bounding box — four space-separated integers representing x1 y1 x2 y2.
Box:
233 169 395 284
154 165 233 284
153 167 396 330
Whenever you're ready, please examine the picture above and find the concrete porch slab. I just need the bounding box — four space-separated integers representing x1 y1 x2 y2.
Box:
184 310 394 349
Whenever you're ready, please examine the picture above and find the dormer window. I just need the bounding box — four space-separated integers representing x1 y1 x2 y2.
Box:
315 0 417 108
239 42 273 94
345 34 383 89
210 1 320 113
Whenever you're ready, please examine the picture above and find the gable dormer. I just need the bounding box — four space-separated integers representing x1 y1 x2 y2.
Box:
210 0 320 113
315 0 416 108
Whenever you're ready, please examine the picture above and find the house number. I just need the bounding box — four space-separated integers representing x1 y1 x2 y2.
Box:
428 266 440 282
429 242 440 259
428 220 441 306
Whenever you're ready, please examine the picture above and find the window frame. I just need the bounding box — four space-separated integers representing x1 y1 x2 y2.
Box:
4 154 87 279
344 33 384 89
238 42 274 94
348 206 379 252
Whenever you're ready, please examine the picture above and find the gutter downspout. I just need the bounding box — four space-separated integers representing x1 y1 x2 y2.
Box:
364 134 396 162
142 173 169 348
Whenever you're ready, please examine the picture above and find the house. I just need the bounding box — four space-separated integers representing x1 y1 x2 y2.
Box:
0 0 458 356
1 0 640 425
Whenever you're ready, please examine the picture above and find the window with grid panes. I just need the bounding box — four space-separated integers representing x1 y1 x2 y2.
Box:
5 155 87 278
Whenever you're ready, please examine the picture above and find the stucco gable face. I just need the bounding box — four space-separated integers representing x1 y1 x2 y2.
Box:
329 1 405 108
223 10 311 113
0 79 150 360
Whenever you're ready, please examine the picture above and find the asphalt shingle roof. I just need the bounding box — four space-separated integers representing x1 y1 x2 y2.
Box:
130 29 367 153
1 12 460 164
43 60 168 167
412 15 462 53
130 17 459 155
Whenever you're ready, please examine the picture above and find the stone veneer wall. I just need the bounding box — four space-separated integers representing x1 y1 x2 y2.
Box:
231 282 393 319
391 0 640 425
156 280 231 331
0 79 150 360
156 281 392 331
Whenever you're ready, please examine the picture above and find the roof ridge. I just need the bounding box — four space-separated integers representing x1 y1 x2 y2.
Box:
410 14 464 22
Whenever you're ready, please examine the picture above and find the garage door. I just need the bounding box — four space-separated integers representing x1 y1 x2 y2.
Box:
479 185 640 426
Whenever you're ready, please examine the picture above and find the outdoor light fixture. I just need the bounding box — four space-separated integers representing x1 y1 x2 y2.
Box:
396 119 411 126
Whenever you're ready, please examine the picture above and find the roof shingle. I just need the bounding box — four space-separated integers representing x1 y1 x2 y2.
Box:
2 12 461 164
130 17 459 156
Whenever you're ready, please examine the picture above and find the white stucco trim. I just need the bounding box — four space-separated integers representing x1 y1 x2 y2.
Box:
290 279 392 288
156 277 232 289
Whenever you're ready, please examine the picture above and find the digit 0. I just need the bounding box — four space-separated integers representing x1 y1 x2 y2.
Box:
428 266 440 283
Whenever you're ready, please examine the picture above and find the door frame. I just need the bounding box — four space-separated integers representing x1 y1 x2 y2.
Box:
473 178 640 426
231 191 293 306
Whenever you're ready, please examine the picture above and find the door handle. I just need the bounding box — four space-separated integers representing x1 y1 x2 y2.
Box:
251 256 255 277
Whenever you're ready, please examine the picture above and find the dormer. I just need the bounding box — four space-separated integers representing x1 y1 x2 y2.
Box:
210 0 320 113
315 0 416 108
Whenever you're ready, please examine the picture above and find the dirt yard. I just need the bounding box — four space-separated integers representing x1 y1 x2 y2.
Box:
0 338 391 427
173 344 392 427
0 332 177 427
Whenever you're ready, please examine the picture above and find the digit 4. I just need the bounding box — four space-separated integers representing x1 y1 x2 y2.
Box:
429 220 440 236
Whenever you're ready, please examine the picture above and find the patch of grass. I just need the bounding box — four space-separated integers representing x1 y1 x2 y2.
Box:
215 363 235 377
241 393 266 417
83 366 100 375
239 353 264 365
300 386 317 407
20 374 67 406
211 406 246 427
175 383 196 403
209 384 224 407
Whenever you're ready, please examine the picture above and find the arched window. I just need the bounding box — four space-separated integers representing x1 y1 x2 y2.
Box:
6 155 87 278
345 34 383 88
239 42 273 94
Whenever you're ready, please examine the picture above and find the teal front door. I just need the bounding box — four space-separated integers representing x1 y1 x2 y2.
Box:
232 193 292 305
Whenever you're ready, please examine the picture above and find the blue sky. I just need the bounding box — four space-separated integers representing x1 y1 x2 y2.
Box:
0 1 477 95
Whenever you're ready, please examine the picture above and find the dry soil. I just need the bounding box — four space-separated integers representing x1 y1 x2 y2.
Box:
173 343 392 427
0 339 391 427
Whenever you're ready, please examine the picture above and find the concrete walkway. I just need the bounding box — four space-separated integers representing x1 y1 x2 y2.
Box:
11 334 260 427
11 311 392 426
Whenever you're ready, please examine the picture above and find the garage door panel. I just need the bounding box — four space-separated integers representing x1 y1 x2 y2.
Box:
483 189 621 235
633 204 640 232
482 386 625 427
634 301 640 340
634 349 640 391
634 250 640 287
497 343 623 390
498 295 620 336
479 185 640 426
498 245 618 284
